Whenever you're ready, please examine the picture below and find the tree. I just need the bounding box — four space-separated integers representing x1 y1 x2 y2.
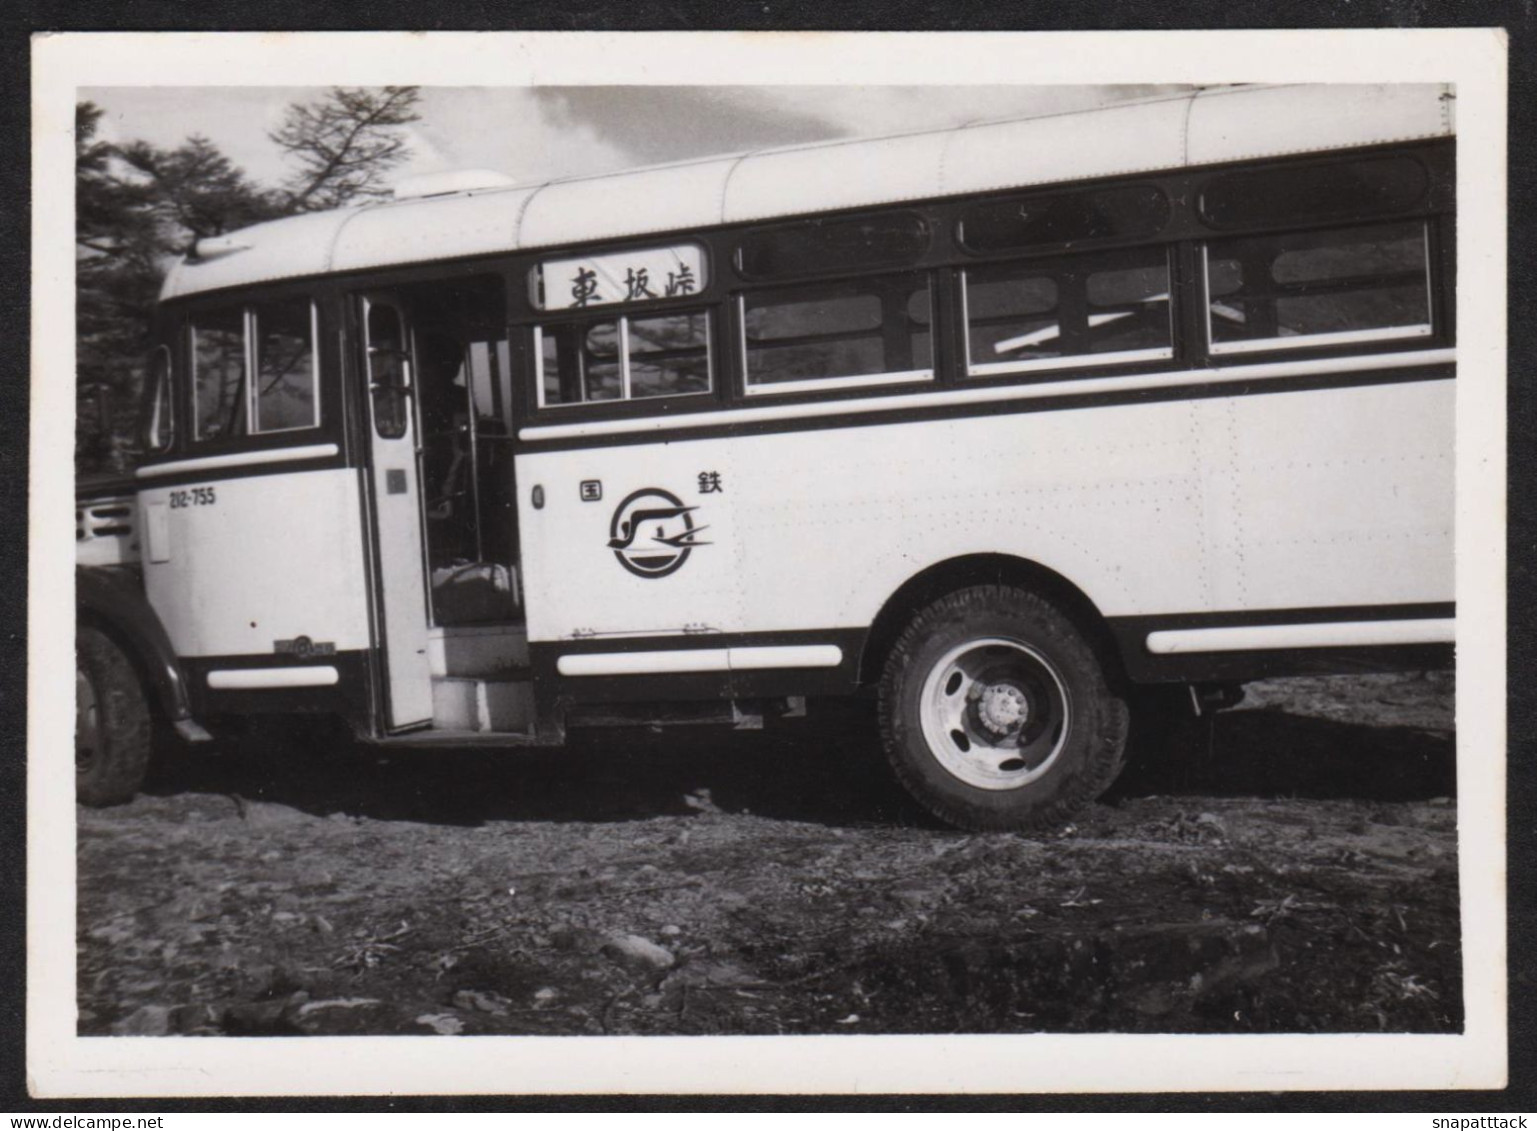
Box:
76 108 279 476
75 87 422 476
76 102 176 475
270 86 422 213
114 135 280 241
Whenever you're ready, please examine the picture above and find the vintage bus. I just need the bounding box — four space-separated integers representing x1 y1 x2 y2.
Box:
74 83 1457 831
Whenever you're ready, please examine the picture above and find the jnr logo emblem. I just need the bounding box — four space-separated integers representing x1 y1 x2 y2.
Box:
607 488 710 579
274 635 336 658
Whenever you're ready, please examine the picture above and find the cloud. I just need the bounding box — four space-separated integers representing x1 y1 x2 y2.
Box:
528 86 849 166
405 88 634 183
80 84 1200 196
733 84 1195 137
524 85 1198 169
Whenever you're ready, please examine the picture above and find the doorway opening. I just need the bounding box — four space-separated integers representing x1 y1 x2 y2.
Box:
392 274 520 627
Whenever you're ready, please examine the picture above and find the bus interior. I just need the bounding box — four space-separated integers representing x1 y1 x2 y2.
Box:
390 273 521 629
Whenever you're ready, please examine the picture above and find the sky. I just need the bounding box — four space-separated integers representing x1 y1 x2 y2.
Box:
79 84 1196 194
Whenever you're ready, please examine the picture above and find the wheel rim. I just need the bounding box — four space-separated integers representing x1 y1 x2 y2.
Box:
76 664 102 774
919 637 1072 791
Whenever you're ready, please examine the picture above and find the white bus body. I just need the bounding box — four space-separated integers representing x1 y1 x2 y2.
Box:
75 84 1456 829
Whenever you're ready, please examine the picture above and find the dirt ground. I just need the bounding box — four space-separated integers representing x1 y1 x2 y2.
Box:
77 672 1461 1038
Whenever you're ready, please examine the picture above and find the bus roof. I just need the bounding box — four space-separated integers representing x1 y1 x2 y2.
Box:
160 83 1454 302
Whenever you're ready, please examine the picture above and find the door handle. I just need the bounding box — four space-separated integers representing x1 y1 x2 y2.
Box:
532 485 545 510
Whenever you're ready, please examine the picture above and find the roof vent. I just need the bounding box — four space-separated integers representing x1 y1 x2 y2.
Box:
391 169 519 200
190 234 253 261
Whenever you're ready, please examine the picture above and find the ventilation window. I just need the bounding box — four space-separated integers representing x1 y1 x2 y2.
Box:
959 185 1170 255
1199 156 1430 230
736 213 930 281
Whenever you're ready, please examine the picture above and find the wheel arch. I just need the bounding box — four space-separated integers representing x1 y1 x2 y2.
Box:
858 553 1129 691
76 567 194 726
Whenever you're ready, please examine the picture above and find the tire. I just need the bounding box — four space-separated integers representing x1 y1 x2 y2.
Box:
75 624 152 807
878 585 1129 833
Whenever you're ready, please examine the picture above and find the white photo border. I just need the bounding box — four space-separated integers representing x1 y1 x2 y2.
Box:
29 28 1509 1097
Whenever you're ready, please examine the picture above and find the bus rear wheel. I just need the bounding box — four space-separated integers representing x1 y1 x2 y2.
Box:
878 585 1129 833
76 625 152 807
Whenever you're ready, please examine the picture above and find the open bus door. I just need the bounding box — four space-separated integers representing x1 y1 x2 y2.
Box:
358 294 433 730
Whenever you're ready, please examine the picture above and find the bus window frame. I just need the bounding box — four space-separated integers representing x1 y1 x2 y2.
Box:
532 303 718 410
507 140 1449 430
1200 218 1437 358
188 306 249 444
251 300 324 435
957 244 1177 380
163 286 338 461
735 270 938 398
146 140 1453 456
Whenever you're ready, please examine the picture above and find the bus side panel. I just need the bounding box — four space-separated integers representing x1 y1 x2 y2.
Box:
1206 379 1454 611
516 379 1452 654
515 397 1207 644
516 444 740 643
723 381 1453 631
140 467 374 658
729 397 1213 629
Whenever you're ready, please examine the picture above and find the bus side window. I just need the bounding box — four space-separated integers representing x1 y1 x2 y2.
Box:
538 323 610 406
628 312 710 399
582 322 622 402
188 299 320 444
190 308 247 441
961 245 1172 377
740 272 933 394
252 300 319 433
537 326 580 407
536 311 715 408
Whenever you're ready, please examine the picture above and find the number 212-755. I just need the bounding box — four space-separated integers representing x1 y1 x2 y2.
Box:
169 486 216 509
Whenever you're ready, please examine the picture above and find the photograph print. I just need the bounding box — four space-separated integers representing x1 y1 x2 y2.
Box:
34 29 1509 1098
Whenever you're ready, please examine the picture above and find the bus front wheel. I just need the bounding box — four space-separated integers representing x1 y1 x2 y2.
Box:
878 585 1129 833
76 625 152 807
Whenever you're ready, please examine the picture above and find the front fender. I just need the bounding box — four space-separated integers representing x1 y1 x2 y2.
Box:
76 566 198 729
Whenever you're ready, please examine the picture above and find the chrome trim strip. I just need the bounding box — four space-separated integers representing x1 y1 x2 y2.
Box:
557 644 844 677
1145 618 1455 655
969 346 1173 378
1209 323 1434 356
744 368 933 397
206 666 341 690
135 443 341 479
727 645 845 670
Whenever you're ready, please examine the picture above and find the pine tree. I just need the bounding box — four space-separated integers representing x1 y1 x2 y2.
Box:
75 87 422 475
270 86 422 213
